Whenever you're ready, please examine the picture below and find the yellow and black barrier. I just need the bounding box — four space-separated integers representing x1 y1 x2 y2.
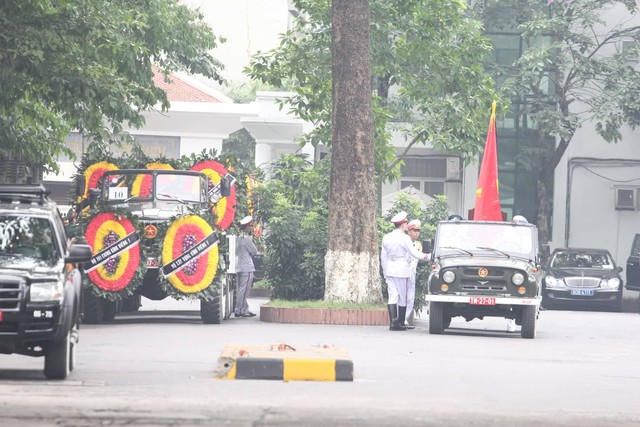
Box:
215 344 353 381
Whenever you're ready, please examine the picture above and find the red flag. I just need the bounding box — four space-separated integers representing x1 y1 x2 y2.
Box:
473 101 502 221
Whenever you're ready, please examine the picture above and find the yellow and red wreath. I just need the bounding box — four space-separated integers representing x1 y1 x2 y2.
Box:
79 161 119 201
162 215 219 294
131 162 174 198
190 160 236 230
84 212 141 292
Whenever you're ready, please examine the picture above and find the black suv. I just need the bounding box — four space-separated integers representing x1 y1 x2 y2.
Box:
0 185 92 379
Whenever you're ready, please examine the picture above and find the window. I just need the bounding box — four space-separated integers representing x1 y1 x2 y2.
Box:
400 157 447 197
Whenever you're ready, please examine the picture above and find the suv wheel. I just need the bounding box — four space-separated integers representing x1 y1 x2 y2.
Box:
429 302 445 334
44 332 71 380
520 305 537 339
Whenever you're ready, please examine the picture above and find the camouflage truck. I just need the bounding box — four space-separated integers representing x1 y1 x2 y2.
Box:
425 219 544 339
74 159 242 324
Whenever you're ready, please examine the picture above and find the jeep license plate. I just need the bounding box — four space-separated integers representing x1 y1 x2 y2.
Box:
146 258 160 268
469 297 496 305
570 289 594 296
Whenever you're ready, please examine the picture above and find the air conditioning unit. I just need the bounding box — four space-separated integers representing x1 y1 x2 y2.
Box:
446 157 461 182
615 188 635 210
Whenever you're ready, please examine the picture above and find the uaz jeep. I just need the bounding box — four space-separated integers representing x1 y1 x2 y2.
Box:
425 220 543 339
0 185 92 379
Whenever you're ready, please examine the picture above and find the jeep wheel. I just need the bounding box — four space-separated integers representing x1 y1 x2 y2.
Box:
521 305 537 339
201 291 224 324
429 302 445 334
44 332 71 380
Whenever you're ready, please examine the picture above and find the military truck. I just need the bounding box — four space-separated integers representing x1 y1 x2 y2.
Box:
425 219 543 339
77 168 237 324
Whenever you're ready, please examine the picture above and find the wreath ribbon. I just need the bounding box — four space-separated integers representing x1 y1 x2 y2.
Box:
162 215 219 294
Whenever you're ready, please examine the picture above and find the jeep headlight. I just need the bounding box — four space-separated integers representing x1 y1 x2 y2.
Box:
30 281 64 302
442 270 456 284
600 277 620 289
512 272 525 286
544 276 566 288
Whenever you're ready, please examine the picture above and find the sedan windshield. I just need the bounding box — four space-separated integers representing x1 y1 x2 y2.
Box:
550 251 615 270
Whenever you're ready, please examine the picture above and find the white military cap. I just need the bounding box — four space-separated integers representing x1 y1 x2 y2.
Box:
240 215 253 226
390 211 408 224
407 219 421 230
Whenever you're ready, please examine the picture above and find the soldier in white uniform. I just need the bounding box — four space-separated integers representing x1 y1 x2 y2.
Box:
405 219 423 329
381 212 430 331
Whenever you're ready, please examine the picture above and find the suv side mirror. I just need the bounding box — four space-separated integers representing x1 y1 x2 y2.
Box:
65 243 93 264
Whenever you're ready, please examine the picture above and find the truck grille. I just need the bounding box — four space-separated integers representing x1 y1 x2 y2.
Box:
565 277 600 288
0 278 23 310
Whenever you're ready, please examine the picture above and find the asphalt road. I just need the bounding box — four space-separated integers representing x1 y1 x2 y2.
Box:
1 297 639 427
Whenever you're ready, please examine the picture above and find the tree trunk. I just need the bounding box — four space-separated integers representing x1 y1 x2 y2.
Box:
324 0 382 304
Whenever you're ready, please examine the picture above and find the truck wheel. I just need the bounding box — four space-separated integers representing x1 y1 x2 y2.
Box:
121 294 142 312
201 290 224 324
44 332 71 380
82 292 104 324
429 302 445 334
102 300 118 322
520 305 537 339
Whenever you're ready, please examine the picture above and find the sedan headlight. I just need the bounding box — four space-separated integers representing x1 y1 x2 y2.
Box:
512 272 525 286
30 281 64 302
600 277 620 289
544 276 566 288
442 270 456 284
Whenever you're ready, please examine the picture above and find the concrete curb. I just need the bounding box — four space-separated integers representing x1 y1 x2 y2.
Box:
215 344 353 381
260 306 390 325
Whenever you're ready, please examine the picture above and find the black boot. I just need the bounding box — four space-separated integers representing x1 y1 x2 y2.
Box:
389 304 406 331
398 306 409 329
387 304 397 330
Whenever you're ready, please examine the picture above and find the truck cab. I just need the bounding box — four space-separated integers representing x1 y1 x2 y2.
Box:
425 219 543 339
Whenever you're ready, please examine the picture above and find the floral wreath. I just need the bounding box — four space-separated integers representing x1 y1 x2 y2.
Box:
161 214 219 295
190 160 236 230
80 161 119 201
131 162 174 197
84 212 144 295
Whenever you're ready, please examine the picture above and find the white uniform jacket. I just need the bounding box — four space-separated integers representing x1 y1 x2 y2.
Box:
381 229 427 278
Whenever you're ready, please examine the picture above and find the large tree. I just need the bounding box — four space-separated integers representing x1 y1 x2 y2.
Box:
478 0 640 244
0 0 223 174
247 0 498 303
324 0 379 303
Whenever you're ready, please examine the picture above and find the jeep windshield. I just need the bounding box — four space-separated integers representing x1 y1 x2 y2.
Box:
100 170 208 214
434 221 536 261
0 215 61 268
